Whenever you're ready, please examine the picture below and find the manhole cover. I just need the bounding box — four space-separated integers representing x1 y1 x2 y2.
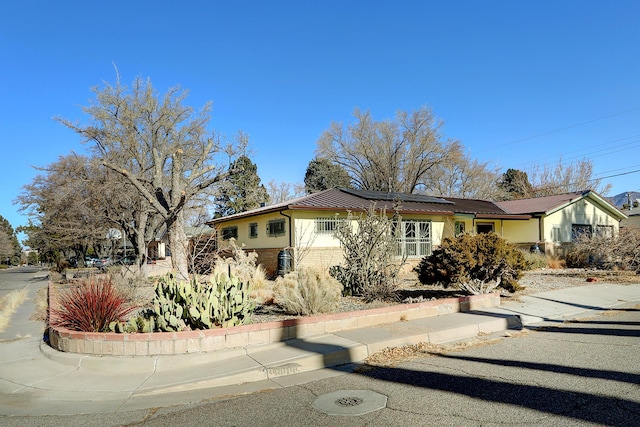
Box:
313 390 387 416
335 396 363 407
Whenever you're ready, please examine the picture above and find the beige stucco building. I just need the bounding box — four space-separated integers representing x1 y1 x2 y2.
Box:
208 188 626 275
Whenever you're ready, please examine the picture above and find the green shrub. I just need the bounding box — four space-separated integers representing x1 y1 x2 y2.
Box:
414 233 528 294
274 267 342 315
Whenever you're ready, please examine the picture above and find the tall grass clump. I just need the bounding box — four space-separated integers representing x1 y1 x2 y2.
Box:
521 251 548 270
274 267 342 315
51 276 136 332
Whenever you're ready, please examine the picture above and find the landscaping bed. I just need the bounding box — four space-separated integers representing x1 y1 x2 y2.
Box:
45 268 639 356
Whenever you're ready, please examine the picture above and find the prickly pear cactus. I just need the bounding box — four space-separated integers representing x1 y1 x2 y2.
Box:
151 273 254 331
109 312 156 333
209 273 254 328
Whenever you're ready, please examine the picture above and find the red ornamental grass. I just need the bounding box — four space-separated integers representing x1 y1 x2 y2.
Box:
51 277 136 332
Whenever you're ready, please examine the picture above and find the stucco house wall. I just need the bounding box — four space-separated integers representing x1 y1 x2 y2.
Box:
501 219 540 246
543 197 620 241
210 188 626 274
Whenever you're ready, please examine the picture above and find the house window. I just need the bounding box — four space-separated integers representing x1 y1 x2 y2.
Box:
249 223 258 239
476 222 494 234
396 220 431 258
596 225 613 238
571 224 592 241
315 217 343 234
221 226 238 240
267 219 286 237
552 226 562 243
455 221 465 236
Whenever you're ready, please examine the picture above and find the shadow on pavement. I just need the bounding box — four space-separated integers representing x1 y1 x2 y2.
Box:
356 364 638 426
435 353 640 385
528 324 640 337
280 307 639 426
530 295 640 312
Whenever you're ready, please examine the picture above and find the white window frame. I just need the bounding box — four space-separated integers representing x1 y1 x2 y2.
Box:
315 217 344 235
396 220 432 258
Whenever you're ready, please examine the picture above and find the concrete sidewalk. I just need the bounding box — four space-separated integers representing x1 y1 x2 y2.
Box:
1 283 638 416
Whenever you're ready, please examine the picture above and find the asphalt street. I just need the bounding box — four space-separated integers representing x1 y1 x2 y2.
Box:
1 275 637 427
132 308 640 427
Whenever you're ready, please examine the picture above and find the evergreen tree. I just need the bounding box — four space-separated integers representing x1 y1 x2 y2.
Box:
497 168 534 200
0 215 21 265
304 158 352 194
215 155 269 217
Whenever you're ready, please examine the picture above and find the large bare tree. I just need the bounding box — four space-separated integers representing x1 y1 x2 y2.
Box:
429 153 502 200
316 107 463 194
529 158 612 196
57 77 241 278
17 154 109 262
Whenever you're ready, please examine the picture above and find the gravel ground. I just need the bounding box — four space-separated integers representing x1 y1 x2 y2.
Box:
251 268 640 323
53 268 639 326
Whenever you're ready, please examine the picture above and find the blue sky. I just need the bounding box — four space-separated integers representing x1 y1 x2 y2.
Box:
2 1 640 237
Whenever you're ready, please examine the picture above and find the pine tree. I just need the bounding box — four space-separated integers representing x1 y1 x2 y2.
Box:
215 155 269 217
304 158 352 194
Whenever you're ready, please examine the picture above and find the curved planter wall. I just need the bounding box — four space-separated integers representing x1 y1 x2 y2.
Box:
47 282 500 356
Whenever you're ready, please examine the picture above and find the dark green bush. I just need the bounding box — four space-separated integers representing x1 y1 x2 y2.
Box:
414 233 528 293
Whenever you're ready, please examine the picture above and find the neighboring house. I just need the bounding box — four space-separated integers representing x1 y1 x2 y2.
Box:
496 190 627 257
620 204 640 228
147 225 215 261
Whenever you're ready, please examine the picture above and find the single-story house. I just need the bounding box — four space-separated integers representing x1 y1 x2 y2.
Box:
620 204 640 228
496 190 627 257
208 188 626 275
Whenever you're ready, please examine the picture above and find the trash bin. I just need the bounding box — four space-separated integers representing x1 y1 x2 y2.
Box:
277 249 293 276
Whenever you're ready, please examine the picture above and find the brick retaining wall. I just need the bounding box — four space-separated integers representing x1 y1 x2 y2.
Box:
47 282 500 356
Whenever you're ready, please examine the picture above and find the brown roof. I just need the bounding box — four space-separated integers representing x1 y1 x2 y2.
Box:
209 188 531 223
496 191 589 215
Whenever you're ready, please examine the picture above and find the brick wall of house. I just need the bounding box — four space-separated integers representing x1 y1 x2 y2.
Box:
297 247 343 271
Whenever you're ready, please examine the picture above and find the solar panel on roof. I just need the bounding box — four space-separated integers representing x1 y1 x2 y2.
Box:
340 188 454 204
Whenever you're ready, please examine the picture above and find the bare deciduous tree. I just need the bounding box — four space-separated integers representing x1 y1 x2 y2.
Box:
57 76 243 279
316 107 463 194
266 180 306 205
529 158 612 196
17 153 160 270
17 154 108 262
429 153 502 200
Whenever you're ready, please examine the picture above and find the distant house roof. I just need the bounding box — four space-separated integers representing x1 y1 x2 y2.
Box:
209 188 531 224
623 205 640 217
496 190 627 220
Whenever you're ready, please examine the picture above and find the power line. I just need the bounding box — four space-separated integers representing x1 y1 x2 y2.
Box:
516 134 640 171
492 106 640 149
